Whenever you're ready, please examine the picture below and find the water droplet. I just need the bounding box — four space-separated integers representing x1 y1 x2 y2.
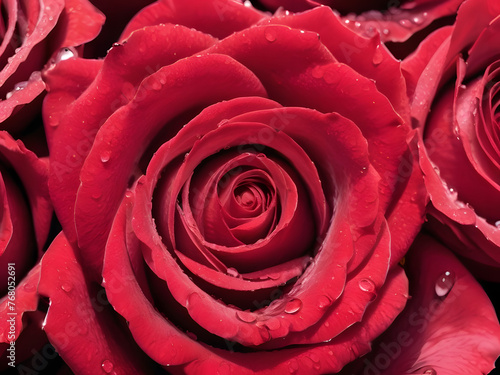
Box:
284 298 302 314
359 278 376 293
317 295 332 309
412 15 424 25
364 25 377 38
187 292 202 307
288 359 299 373
423 368 437 375
268 273 281 280
55 47 78 63
61 282 73 292
227 267 239 278
92 191 102 200
236 310 256 323
311 66 324 79
265 27 277 42
14 81 29 91
372 45 383 66
435 271 455 298
151 79 162 90
495 220 500 228
354 21 361 28
47 115 59 127
23 283 36 292
102 360 113 373
309 353 320 363
100 151 111 163
382 28 390 36
399 19 411 28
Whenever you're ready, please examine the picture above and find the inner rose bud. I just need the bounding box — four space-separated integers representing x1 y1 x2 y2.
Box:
154 146 318 274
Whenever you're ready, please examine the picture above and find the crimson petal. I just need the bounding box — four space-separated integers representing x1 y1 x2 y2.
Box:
38 233 154 374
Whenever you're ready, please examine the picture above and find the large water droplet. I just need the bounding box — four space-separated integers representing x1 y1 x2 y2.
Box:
435 271 455 298
61 283 73 292
100 150 111 163
102 360 114 373
236 310 256 323
358 278 375 293
265 27 277 42
55 47 78 63
284 298 302 314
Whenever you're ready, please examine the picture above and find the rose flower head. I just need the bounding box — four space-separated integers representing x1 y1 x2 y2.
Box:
39 0 431 373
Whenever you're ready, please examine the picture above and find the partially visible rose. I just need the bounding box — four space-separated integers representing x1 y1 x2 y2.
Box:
345 235 500 374
405 0 500 279
0 131 52 370
0 0 105 134
38 1 430 373
251 0 464 57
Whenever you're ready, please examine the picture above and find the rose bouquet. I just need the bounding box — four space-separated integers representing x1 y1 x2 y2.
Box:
0 0 499 374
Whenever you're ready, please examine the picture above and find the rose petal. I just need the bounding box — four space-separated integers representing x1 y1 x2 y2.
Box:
0 132 51 253
53 0 105 48
44 23 217 266
356 235 500 374
0 264 40 346
38 233 154 374
265 6 410 123
120 0 266 41
105 191 409 374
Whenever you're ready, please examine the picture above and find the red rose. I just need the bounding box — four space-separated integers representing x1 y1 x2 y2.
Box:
40 1 428 373
0 131 52 370
406 0 500 279
0 0 104 134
